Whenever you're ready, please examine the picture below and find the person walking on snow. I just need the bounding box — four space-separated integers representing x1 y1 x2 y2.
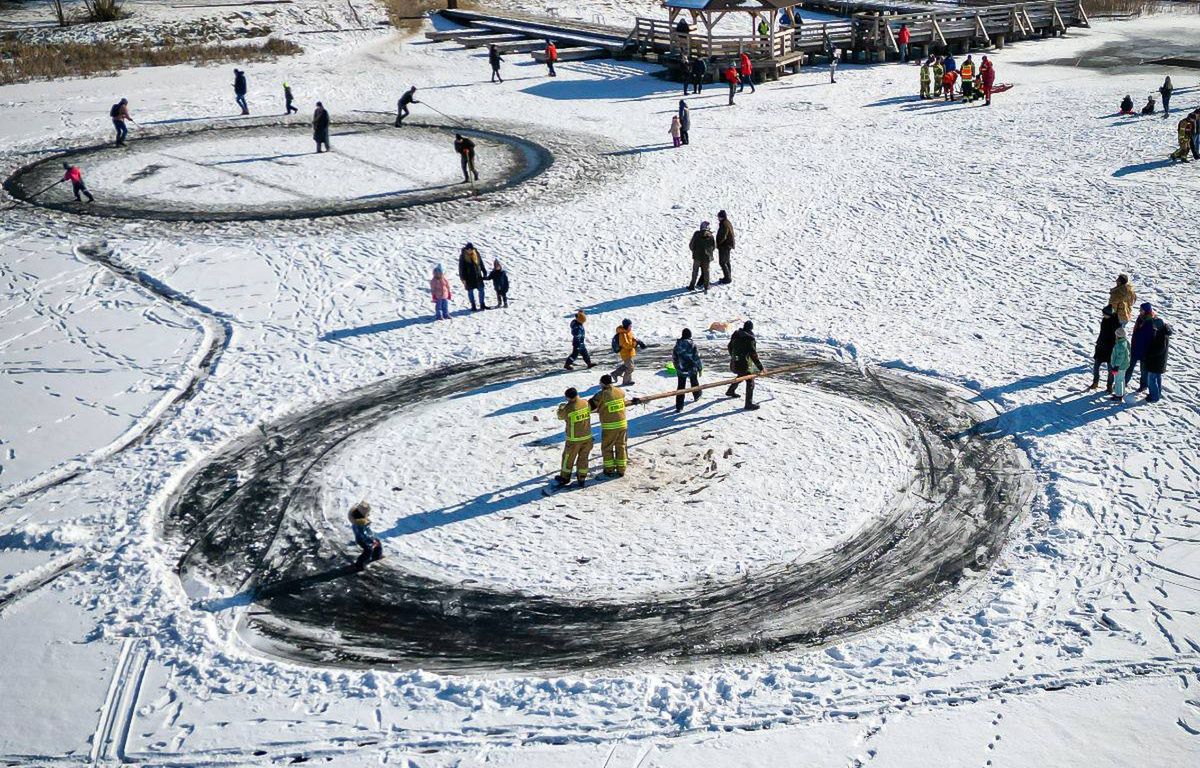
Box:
457 242 488 311
980 56 995 106
672 328 703 413
454 133 480 182
110 98 131 146
1126 302 1156 393
896 23 910 62
312 102 331 152
555 387 593 487
688 220 715 293
689 56 707 95
1142 308 1172 403
1159 76 1173 117
611 318 646 386
1109 273 1136 324
61 163 94 203
1109 326 1131 402
489 45 504 83
396 86 418 127
233 68 249 115
678 100 691 145
589 375 628 477
724 63 739 105
545 40 558 77
829 47 841 83
716 210 735 284
738 52 755 93
430 264 452 320
487 258 509 307
348 501 383 571
920 58 932 99
1088 305 1119 392
564 310 593 370
284 82 297 114
669 114 683 147
726 320 764 410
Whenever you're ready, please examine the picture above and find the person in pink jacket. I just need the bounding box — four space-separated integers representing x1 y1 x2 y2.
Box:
430 264 452 320
61 162 94 202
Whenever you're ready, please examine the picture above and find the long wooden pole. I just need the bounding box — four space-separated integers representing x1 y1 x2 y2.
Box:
627 362 810 406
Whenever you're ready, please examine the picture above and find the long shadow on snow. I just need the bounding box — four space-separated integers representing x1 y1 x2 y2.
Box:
577 287 688 316
1113 159 1176 178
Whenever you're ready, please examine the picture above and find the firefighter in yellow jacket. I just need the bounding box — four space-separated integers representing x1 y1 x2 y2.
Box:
959 55 976 101
556 387 593 487
1171 113 1195 163
588 374 628 477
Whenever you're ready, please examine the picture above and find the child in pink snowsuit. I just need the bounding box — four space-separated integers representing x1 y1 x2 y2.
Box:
669 115 682 147
431 264 452 320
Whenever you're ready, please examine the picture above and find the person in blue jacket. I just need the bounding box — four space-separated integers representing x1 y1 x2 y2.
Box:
487 258 509 308
348 501 383 571
564 310 593 369
1141 307 1172 403
942 54 957 73
672 328 704 412
1125 303 1156 392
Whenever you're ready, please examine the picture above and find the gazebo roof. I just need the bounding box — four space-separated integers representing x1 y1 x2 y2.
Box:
664 0 791 11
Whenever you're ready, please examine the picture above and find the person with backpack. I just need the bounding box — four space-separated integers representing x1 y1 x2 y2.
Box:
454 133 480 182
60 163 94 203
611 318 646 386
564 310 593 370
588 375 628 477
545 40 558 77
283 82 298 115
489 45 504 83
672 328 703 413
715 210 734 284
457 242 488 311
430 264 452 320
678 100 691 145
110 98 130 146
688 220 715 293
725 320 764 410
233 68 249 115
348 501 383 571
487 258 509 307
396 86 418 127
1088 305 1119 392
738 52 755 93
555 387 593 488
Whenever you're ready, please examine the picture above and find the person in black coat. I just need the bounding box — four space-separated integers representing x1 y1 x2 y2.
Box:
1090 305 1120 392
234 68 249 115
487 258 509 307
489 45 504 83
1126 302 1156 392
312 102 330 152
1142 309 1172 403
725 320 764 410
689 56 707 95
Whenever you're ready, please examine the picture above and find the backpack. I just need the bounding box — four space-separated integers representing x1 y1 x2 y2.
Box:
611 334 620 353
110 103 120 118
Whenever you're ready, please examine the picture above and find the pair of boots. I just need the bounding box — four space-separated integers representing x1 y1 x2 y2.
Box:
555 476 585 488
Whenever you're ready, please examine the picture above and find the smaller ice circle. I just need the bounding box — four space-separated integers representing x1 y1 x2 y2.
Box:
4 120 548 222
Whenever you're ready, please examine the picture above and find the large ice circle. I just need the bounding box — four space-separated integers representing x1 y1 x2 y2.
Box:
314 372 917 600
4 120 549 221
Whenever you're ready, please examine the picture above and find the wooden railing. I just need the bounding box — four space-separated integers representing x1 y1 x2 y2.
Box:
853 0 1088 51
629 17 853 61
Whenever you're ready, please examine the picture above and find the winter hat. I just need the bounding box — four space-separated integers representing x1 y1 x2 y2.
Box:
700 221 711 231
600 374 613 386
622 318 632 328
465 242 474 249
433 264 443 275
1117 273 1129 285
717 210 727 220
62 162 70 170
681 328 692 339
743 320 754 332
493 259 502 270
1140 302 1152 313
1115 326 1127 339
1102 305 1113 316
565 387 578 399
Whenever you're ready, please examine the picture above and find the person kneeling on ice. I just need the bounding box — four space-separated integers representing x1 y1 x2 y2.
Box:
61 162 94 203
348 501 383 571
589 375 628 477
556 387 594 487
672 328 703 413
726 320 765 410
1141 95 1156 116
1119 95 1135 115
1109 326 1131 402
430 264 452 320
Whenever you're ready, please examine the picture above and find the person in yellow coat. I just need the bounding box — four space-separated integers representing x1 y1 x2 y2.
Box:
1170 112 1195 163
610 317 647 386
1108 273 1136 325
589 375 628 477
556 387 593 487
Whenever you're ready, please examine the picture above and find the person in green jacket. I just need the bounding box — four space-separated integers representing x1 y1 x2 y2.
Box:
920 58 932 99
1110 326 1131 402
932 56 945 99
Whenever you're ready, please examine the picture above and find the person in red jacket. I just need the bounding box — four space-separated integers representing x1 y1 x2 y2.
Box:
980 55 996 106
738 52 755 94
545 40 558 77
724 64 739 106
61 162 94 203
896 23 910 62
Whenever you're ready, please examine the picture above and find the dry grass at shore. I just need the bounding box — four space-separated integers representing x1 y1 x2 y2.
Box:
1082 0 1199 16
379 0 475 31
0 37 302 86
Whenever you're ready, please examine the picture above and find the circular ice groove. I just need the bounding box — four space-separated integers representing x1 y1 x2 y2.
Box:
3 120 552 222
164 351 1034 672
315 377 917 600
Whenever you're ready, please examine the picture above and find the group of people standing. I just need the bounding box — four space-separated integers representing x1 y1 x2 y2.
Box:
919 53 996 105
438 242 509 315
1091 274 1173 403
686 211 736 291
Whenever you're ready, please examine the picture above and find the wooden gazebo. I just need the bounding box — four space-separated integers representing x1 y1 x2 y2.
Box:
664 0 802 58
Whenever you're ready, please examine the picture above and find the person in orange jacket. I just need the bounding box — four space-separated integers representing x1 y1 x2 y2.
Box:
545 40 558 77
942 69 958 101
979 55 996 106
61 162 94 203
610 318 646 386
724 64 739 106
738 52 755 93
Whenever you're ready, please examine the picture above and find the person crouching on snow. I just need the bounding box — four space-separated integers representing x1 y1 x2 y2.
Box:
430 264 452 320
348 501 383 571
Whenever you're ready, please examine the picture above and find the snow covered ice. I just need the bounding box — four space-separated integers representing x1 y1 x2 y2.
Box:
1 1 1200 765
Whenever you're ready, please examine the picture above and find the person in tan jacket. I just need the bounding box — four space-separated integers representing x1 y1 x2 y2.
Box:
588 375 628 477
555 387 593 487
610 318 646 386
1108 274 1136 324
